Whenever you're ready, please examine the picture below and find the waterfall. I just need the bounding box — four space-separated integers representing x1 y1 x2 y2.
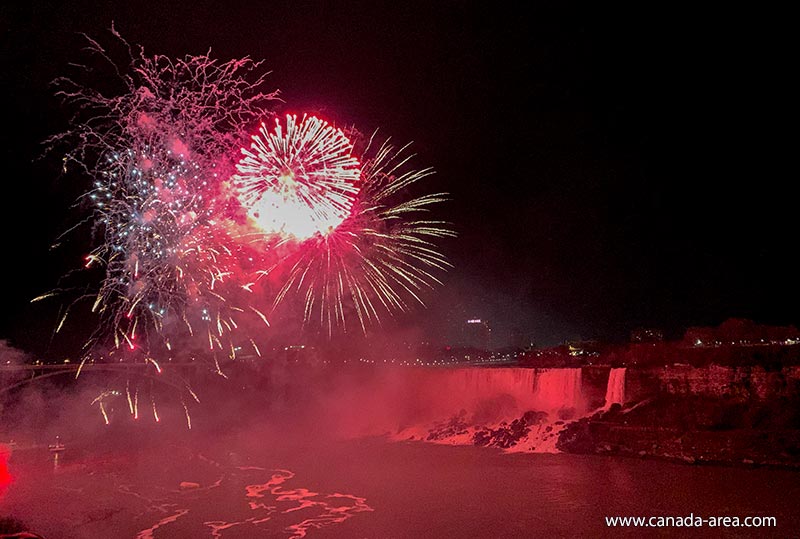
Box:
390 367 587 453
532 368 583 412
456 367 538 404
440 367 584 412
604 368 626 408
399 367 588 421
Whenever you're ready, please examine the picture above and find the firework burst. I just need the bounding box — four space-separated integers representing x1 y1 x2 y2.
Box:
42 30 276 355
36 30 277 423
234 114 361 240
270 136 455 334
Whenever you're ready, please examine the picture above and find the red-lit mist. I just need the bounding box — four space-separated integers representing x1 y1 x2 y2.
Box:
2 365 800 537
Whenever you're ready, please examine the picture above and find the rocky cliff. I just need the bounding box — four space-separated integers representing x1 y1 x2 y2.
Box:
558 365 800 466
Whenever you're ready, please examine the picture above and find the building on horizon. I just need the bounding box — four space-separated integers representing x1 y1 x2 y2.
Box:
463 319 491 350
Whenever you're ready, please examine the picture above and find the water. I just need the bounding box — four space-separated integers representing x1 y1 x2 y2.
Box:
2 429 799 538
3 367 797 537
402 367 587 416
604 367 626 408
532 368 583 412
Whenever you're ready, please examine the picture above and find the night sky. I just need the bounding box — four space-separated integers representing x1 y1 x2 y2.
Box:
0 2 795 352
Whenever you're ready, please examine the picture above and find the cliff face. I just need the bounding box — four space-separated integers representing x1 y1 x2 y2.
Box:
657 364 800 400
558 364 800 466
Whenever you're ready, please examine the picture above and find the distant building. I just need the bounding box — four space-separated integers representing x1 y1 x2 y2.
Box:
630 328 664 343
566 339 600 357
463 319 491 350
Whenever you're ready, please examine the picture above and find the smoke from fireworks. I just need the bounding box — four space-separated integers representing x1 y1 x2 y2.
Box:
37 30 453 426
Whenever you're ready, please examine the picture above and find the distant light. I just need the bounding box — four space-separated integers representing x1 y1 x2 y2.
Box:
466 319 483 324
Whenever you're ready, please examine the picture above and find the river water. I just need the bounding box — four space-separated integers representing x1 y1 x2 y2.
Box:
2 425 798 538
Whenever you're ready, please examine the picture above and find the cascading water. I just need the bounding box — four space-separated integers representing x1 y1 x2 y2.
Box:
430 368 582 415
532 368 583 413
339 366 633 453
604 368 626 408
391 367 587 453
447 368 539 409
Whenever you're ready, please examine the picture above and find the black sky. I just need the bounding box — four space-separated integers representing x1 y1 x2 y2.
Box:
0 1 796 352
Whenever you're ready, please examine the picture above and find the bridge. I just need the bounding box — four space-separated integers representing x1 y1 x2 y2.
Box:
0 362 206 394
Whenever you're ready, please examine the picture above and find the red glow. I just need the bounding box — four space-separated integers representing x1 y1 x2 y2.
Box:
0 444 12 497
